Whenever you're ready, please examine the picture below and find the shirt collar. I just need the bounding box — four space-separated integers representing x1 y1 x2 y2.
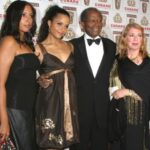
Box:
84 33 101 40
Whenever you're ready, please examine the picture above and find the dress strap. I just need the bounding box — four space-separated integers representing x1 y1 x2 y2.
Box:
38 43 47 55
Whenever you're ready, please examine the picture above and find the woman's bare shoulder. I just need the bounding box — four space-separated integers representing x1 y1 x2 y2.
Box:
0 36 16 46
0 36 17 55
66 41 74 53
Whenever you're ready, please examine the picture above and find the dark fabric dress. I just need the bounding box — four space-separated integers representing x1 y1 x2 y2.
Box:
6 53 40 150
36 44 79 149
111 56 150 150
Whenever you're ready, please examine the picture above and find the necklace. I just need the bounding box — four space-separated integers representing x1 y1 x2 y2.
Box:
129 55 142 65
130 55 139 61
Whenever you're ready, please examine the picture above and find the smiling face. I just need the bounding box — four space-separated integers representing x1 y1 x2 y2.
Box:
80 10 102 38
48 13 70 39
19 5 33 36
125 27 143 52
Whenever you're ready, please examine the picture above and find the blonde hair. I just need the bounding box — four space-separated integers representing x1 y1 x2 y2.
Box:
117 23 148 59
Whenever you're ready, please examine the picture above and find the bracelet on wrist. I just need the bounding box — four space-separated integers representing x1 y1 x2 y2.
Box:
128 89 132 96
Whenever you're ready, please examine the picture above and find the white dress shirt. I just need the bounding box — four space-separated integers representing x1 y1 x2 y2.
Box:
84 34 104 77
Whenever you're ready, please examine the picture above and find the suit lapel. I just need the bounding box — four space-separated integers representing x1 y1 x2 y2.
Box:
95 38 108 78
77 36 110 79
78 36 93 77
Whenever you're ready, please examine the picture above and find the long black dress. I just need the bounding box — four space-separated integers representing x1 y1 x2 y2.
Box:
36 44 79 149
6 53 40 150
111 56 150 150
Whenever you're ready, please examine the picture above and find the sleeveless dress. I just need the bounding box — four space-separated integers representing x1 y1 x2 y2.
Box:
6 53 40 150
36 44 79 149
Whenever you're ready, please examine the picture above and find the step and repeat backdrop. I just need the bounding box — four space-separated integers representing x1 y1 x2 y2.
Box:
0 0 150 49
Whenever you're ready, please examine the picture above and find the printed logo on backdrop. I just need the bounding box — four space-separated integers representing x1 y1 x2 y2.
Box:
138 15 150 34
63 5 77 40
68 11 74 24
102 15 107 27
110 11 125 31
112 0 124 11
59 0 80 5
0 0 150 51
142 2 148 13
84 0 90 6
37 0 55 2
63 6 77 25
140 0 149 14
126 14 137 24
98 0 107 2
127 0 135 7
114 0 121 9
94 0 111 10
141 16 149 26
113 31 122 43
30 2 39 7
124 0 138 13
64 27 75 40
113 13 122 23
101 11 109 27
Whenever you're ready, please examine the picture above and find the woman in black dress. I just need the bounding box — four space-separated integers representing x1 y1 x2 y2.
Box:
35 5 79 150
109 23 150 150
0 1 39 149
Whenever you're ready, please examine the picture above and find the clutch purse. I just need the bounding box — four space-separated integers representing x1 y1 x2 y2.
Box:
0 137 16 150
108 98 127 142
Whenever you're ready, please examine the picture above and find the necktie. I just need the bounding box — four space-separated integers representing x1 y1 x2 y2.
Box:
87 38 101 46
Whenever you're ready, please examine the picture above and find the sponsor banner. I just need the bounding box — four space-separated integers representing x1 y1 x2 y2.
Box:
112 0 123 10
0 0 150 53
94 0 112 11
58 0 80 5
126 14 137 24
112 30 122 43
124 0 138 13
109 11 126 31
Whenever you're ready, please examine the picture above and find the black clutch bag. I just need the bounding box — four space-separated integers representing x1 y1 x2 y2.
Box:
108 98 127 142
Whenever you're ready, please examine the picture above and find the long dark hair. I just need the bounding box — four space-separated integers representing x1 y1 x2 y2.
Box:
37 5 70 42
0 0 37 50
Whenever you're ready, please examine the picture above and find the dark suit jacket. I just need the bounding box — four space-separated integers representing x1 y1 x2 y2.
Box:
71 35 116 128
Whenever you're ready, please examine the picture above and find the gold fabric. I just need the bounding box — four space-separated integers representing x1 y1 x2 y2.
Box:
46 69 73 141
110 60 143 125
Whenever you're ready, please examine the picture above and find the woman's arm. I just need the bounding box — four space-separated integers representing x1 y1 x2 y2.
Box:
0 36 16 141
34 44 44 64
112 88 142 100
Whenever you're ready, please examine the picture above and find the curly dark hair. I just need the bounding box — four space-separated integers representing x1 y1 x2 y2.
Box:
0 0 37 51
37 5 70 42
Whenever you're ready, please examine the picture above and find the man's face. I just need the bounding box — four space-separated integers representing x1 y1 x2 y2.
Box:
81 10 102 38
